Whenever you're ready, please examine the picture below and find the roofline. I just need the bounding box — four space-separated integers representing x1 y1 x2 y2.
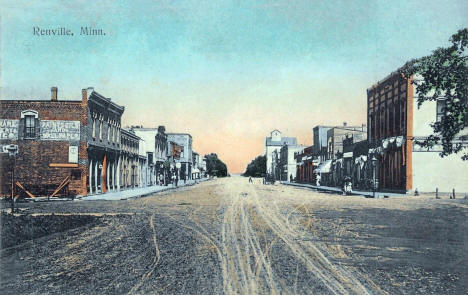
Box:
121 128 141 140
129 127 159 131
0 99 82 103
313 125 335 128
89 91 125 113
367 62 410 92
167 133 193 138
329 126 366 131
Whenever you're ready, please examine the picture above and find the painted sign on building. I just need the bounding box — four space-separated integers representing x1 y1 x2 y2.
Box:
69 145 78 163
40 120 80 141
0 119 19 140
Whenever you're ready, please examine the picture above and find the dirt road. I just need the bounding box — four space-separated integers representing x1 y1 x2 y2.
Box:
1 176 466 294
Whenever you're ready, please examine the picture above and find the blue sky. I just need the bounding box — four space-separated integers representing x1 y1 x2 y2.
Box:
2 0 467 172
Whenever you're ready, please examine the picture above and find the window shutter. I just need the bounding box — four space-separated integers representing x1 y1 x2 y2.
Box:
18 119 25 140
35 118 40 139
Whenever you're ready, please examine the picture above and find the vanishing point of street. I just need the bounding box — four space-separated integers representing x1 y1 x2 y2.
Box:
1 177 466 294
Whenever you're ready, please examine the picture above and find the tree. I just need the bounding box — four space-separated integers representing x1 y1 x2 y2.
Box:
243 155 266 177
204 153 228 177
401 28 468 160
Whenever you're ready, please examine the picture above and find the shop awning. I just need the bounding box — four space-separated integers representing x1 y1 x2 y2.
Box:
354 155 367 169
314 160 332 174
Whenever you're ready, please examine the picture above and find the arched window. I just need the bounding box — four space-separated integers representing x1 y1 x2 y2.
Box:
20 110 39 139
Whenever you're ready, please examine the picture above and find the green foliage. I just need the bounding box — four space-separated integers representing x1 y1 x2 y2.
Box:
401 28 468 160
243 155 266 177
204 153 228 177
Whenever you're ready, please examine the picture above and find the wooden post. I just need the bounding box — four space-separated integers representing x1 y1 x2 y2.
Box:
49 177 70 198
15 182 36 199
436 187 438 198
102 155 107 193
453 188 455 199
11 158 15 212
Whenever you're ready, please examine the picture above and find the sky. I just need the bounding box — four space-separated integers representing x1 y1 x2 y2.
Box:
1 0 467 173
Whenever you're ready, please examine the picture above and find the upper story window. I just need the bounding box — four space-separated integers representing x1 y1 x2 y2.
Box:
99 120 102 140
25 115 36 138
92 119 96 138
20 110 39 139
436 99 446 122
107 122 111 142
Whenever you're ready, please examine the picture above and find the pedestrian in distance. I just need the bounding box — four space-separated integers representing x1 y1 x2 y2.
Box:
249 176 253 183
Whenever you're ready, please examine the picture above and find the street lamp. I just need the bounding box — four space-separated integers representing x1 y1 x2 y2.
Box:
371 155 378 198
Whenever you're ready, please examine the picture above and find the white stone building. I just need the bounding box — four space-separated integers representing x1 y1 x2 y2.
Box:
411 94 468 192
130 127 159 186
265 130 297 178
280 144 306 181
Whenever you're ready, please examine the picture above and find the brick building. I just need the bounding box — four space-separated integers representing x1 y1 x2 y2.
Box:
87 88 124 194
368 67 468 192
0 87 124 198
367 70 412 192
294 146 314 183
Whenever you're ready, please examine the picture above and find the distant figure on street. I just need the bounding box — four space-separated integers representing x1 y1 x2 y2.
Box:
316 175 321 186
263 177 265 185
290 174 293 182
249 177 253 183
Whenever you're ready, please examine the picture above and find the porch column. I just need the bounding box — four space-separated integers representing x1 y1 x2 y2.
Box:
94 161 99 193
106 159 110 193
89 159 93 194
102 155 107 193
112 161 116 191
117 156 121 191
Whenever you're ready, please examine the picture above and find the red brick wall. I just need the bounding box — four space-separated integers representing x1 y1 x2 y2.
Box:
367 71 413 192
0 99 88 197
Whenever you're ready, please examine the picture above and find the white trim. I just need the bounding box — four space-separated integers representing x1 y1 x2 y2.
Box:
21 110 39 119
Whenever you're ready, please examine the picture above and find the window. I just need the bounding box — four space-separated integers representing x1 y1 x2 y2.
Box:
436 99 446 122
464 100 468 127
99 121 102 140
92 119 96 138
25 115 36 138
20 110 39 139
107 123 111 141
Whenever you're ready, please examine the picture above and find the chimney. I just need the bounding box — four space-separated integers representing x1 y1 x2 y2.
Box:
51 87 58 101
82 87 94 105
